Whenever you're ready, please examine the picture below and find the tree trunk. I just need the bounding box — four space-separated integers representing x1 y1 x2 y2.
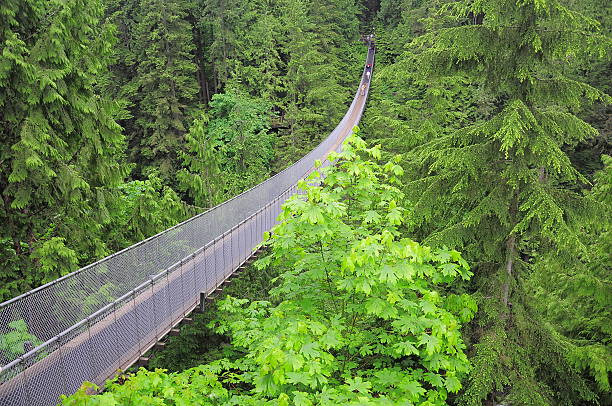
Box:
502 191 519 314
502 233 515 309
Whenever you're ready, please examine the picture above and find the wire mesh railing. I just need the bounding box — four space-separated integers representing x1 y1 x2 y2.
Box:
0 47 374 406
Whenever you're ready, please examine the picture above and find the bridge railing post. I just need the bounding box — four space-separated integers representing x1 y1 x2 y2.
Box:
150 278 158 342
250 212 254 256
210 241 216 294
164 271 171 327
242 220 247 263
112 301 120 372
191 252 197 301
245 217 250 260
57 332 69 398
220 235 226 289
85 318 96 384
275 196 280 226
179 260 186 318
234 224 239 268
240 221 245 264
131 290 142 358
256 206 261 248
232 226 237 272
267 200 272 231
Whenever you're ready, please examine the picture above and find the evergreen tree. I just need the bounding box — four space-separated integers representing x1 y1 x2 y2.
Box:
362 52 480 158
131 0 200 182
100 0 140 105
362 0 483 159
275 0 352 166
403 0 611 404
0 0 128 300
223 0 286 106
204 0 250 92
529 155 612 405
176 113 223 208
565 0 612 177
102 175 189 250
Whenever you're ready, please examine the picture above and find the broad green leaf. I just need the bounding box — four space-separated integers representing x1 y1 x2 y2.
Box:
445 375 462 393
346 377 372 394
419 334 440 356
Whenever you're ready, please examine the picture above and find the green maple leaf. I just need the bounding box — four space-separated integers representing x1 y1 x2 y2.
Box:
96 393 118 406
356 277 372 294
395 262 417 280
435 249 452 263
320 329 342 349
302 204 324 224
419 334 440 356
439 262 459 277
286 372 311 386
400 379 426 401
285 352 305 370
392 315 420 334
365 297 385 316
386 207 403 225
300 342 320 359
292 391 313 406
363 210 381 224
379 264 398 284
420 300 436 315
424 372 444 388
346 377 372 394
374 368 403 387
445 375 462 393
395 341 420 356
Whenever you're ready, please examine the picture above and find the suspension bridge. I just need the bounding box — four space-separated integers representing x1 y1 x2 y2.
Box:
0 47 375 406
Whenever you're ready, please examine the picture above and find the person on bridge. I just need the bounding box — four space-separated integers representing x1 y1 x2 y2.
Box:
360 83 366 96
365 70 371 81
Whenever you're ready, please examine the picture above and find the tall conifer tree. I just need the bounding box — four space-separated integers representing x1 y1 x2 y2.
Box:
222 0 285 105
131 0 199 182
277 0 348 164
0 0 127 300
204 0 250 92
405 0 611 404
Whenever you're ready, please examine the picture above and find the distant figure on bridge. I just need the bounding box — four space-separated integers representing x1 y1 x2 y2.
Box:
365 70 371 82
362 33 375 48
360 83 366 96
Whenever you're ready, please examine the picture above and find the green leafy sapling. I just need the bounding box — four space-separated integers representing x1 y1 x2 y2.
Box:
212 130 477 405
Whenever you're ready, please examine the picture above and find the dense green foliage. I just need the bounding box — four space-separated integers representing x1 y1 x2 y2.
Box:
178 92 275 206
0 0 128 299
104 0 363 178
0 319 41 360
